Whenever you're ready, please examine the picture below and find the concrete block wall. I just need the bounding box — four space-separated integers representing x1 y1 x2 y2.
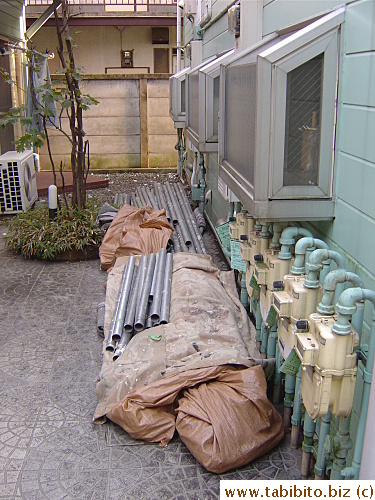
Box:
147 79 177 168
38 76 177 171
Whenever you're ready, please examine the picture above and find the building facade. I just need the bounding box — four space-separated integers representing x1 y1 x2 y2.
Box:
171 0 375 480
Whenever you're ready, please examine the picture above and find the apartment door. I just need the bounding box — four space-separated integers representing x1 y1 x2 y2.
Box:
154 48 169 74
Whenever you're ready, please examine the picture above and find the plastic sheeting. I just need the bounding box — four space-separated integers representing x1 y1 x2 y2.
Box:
99 205 173 270
94 253 284 473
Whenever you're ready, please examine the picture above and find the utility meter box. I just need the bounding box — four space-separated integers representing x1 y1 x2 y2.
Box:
254 249 292 289
229 211 253 240
296 313 359 419
185 50 234 153
272 275 322 321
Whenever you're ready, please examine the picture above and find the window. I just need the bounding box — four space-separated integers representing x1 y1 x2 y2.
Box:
185 50 233 153
219 8 344 220
169 66 190 127
152 28 169 44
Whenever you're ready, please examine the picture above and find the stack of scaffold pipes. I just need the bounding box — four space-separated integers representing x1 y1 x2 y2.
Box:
105 250 173 361
114 182 207 254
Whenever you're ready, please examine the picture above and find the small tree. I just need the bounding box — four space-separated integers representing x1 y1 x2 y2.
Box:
0 0 98 211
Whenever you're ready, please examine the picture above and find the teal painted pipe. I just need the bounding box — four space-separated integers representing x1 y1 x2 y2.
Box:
278 226 313 260
260 323 269 359
260 222 271 238
273 341 282 404
290 366 302 449
317 270 364 315
334 289 375 479
305 249 346 289
330 416 352 480
199 153 206 215
255 299 262 350
291 237 328 275
302 414 316 478
240 271 249 309
314 410 331 479
270 222 283 249
284 373 295 429
352 302 365 344
267 325 278 359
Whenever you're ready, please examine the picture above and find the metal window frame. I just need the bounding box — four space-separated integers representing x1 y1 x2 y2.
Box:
169 65 190 128
219 7 345 221
185 52 233 152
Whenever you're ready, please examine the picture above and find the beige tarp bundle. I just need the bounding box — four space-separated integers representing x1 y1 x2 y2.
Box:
94 253 284 473
99 205 173 270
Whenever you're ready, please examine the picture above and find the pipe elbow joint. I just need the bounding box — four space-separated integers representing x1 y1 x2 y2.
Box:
291 237 328 275
278 227 313 260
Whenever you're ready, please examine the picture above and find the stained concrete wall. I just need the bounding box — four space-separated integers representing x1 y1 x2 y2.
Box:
38 76 176 170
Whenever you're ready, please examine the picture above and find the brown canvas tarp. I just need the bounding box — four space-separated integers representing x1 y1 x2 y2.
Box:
94 253 284 473
99 205 173 270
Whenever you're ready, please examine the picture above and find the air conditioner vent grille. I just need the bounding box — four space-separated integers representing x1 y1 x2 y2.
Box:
0 163 23 213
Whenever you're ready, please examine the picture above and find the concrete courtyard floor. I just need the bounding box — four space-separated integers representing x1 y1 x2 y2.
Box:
0 217 302 499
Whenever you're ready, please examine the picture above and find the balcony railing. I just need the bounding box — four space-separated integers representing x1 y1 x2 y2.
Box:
27 0 177 9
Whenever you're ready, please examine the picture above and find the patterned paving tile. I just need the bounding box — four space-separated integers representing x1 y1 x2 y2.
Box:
0 226 303 500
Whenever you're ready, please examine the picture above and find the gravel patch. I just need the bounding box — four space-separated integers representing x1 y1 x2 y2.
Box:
88 172 181 206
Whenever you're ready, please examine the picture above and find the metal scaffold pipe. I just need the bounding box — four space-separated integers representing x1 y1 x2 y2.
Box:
176 183 207 253
124 260 143 333
155 182 171 221
160 252 173 324
106 258 134 351
135 187 148 207
149 248 167 322
145 186 158 210
134 253 156 332
111 256 135 342
175 223 189 252
172 183 205 254
162 184 178 225
170 231 182 253
165 182 192 247
113 330 132 361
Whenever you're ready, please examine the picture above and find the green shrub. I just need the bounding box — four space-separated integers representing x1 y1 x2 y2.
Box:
5 200 105 260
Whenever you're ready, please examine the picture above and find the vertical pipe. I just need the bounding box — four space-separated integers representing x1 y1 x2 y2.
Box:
330 416 352 480
314 411 331 479
199 153 206 215
240 271 249 309
260 323 269 359
273 341 282 405
176 3 182 73
284 373 295 429
352 302 365 344
267 326 278 359
301 414 316 478
255 299 262 351
290 366 302 449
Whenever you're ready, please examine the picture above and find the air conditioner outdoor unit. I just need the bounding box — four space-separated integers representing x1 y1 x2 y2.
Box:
0 150 38 214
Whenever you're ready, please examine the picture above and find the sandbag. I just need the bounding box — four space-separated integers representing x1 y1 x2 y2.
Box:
99 205 173 270
175 365 284 473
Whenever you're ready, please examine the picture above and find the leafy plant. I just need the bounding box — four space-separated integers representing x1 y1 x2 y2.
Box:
0 0 99 211
5 199 105 260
